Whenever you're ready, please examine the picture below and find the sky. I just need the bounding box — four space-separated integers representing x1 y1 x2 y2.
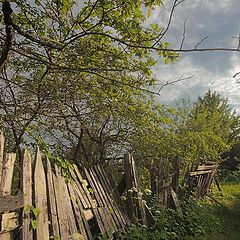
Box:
149 0 240 111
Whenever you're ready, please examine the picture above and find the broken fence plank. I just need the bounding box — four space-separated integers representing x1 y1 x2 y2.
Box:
0 194 23 213
0 212 19 234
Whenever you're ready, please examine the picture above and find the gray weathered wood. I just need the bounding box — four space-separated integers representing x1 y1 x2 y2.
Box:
0 194 23 213
0 153 16 240
53 166 69 240
0 132 4 185
21 149 33 240
46 157 60 239
0 153 16 195
34 148 49 240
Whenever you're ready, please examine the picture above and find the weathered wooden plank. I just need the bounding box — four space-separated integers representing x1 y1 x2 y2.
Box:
0 132 4 184
197 165 217 171
60 173 78 236
93 208 106 235
84 167 104 207
100 167 129 226
0 212 19 234
53 166 70 240
0 153 16 240
34 148 49 240
172 156 180 194
98 206 114 238
46 157 60 239
21 149 33 240
170 187 182 215
94 166 121 229
71 165 92 209
189 170 212 176
0 194 23 213
68 182 90 240
0 153 16 195
90 168 117 233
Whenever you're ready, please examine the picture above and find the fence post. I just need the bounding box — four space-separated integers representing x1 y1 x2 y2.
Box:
172 156 180 194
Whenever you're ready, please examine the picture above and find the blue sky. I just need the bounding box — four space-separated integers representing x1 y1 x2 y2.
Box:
150 0 240 111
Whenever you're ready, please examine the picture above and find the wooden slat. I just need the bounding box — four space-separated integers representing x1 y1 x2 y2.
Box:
60 173 78 235
84 168 104 207
94 166 122 229
189 170 212 176
89 168 117 233
34 148 49 240
0 152 16 240
0 153 16 195
1 212 19 233
68 182 91 240
100 167 129 226
170 187 182 215
73 165 95 208
21 149 33 240
0 194 23 213
0 132 4 184
71 165 92 209
197 165 217 171
53 166 70 240
93 208 106 235
46 158 60 239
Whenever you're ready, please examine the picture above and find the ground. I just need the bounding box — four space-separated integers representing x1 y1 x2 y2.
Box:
195 182 240 240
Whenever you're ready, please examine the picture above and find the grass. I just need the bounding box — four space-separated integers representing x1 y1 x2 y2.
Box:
193 182 240 240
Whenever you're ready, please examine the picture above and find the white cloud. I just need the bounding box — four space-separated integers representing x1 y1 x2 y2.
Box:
150 0 240 111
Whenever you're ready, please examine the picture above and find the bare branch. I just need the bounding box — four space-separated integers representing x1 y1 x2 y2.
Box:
180 19 186 50
157 74 195 94
152 0 185 47
195 36 209 49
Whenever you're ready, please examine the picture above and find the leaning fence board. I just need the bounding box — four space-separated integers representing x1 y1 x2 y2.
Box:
99 167 128 226
67 182 90 240
46 158 60 238
21 149 33 240
94 166 122 229
73 165 95 208
89 168 117 233
84 167 104 207
71 165 92 209
34 148 49 240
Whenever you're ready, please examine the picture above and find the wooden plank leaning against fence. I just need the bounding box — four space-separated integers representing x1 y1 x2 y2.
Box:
0 132 129 240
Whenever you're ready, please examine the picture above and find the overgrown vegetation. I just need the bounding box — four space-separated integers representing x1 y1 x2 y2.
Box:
119 180 240 240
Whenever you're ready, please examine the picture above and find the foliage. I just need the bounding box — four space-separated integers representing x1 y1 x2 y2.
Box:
175 91 240 165
0 0 179 165
119 196 222 240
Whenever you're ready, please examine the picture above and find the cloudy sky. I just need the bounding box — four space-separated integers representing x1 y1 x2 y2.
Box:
149 0 240 111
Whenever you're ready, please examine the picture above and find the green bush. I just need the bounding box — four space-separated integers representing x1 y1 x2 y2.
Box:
119 197 222 240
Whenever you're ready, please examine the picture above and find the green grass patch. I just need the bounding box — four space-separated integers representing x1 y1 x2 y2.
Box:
120 182 240 240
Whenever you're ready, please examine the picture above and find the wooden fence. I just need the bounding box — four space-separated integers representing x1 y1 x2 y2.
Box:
187 164 217 198
0 130 219 239
0 132 129 240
